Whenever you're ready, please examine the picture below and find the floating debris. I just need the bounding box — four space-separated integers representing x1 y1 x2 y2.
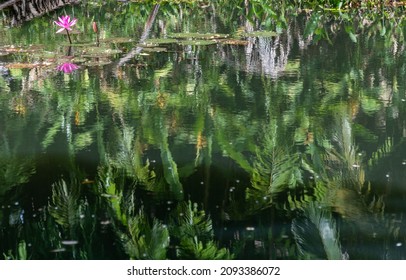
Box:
61 240 79 246
50 248 66 253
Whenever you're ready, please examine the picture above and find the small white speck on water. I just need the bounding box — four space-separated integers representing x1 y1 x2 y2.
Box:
352 164 360 168
396 242 402 247
61 240 79 246
386 174 390 178
402 161 406 165
79 214 85 219
14 202 19 206
200 181 204 185
246 227 255 231
236 179 240 183
50 248 66 253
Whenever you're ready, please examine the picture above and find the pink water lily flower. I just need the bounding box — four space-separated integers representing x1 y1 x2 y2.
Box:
54 15 77 33
57 62 79 74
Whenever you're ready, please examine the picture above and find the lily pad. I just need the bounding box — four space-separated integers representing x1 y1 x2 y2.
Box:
4 62 48 69
141 47 167 52
31 51 57 59
71 58 88 63
169 32 229 39
144 38 179 44
100 37 134 43
80 47 122 57
218 39 249 46
61 42 96 47
177 40 217 46
241 31 278 37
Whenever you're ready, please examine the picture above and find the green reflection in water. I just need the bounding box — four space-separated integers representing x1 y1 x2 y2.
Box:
1 1 406 260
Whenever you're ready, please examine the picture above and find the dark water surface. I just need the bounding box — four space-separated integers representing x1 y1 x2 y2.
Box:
1 2 406 259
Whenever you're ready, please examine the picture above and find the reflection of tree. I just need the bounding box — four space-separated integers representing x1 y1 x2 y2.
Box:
3 0 406 260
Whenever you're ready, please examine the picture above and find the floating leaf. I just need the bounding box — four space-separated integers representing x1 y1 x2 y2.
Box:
169 33 228 39
141 47 167 52
177 40 217 46
144 38 178 44
218 39 249 46
100 37 134 43
80 47 122 57
61 42 95 47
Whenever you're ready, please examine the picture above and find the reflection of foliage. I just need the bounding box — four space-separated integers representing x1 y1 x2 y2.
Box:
122 209 170 260
2 0 406 260
49 178 81 229
170 201 232 259
292 202 345 260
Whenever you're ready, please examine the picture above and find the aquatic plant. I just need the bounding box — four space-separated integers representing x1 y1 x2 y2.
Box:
56 62 79 74
54 15 77 44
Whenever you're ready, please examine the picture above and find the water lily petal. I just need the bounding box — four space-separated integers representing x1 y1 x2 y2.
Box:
70 18 78 26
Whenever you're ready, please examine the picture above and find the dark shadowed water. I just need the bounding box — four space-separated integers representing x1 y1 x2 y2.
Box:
1 2 406 259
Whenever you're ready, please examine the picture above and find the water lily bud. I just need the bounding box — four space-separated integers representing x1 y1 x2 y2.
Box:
92 22 98 33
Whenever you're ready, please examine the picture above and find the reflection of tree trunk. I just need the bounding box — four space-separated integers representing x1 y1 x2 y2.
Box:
1 0 80 25
117 4 160 67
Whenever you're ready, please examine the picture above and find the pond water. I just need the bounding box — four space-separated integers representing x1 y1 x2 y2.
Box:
1 2 406 260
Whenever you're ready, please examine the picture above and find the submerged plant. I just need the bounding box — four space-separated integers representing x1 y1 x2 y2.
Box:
54 15 77 44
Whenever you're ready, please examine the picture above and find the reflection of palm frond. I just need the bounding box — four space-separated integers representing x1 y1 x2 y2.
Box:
170 201 232 259
0 137 35 195
123 209 169 260
292 202 346 260
367 137 393 168
248 149 305 207
111 126 156 188
49 179 80 229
